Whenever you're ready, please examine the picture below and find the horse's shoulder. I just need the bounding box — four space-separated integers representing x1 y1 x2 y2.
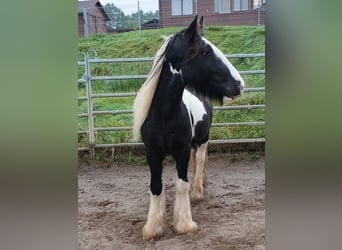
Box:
182 89 211 123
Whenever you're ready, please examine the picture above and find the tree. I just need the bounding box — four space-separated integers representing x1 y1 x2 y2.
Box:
103 3 159 30
129 10 159 28
103 3 127 29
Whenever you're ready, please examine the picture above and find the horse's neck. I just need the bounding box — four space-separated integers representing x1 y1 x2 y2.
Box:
149 63 185 119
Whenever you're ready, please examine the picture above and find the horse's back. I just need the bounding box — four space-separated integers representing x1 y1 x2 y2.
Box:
182 89 213 148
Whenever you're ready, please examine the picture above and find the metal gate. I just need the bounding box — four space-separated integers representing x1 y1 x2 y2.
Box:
78 50 265 157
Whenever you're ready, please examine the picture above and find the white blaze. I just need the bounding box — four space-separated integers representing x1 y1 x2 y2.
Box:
202 37 245 88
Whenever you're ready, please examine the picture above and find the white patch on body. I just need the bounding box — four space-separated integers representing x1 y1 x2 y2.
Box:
182 89 207 136
169 63 182 75
202 37 245 88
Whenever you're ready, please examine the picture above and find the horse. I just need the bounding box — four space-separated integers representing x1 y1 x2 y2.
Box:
133 15 244 240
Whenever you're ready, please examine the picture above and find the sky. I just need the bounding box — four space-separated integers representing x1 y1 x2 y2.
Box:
98 0 159 15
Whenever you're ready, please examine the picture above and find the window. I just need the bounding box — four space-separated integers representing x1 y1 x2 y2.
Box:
234 0 240 11
183 0 192 15
214 0 230 14
171 0 193 16
234 0 248 11
172 0 181 15
242 0 248 10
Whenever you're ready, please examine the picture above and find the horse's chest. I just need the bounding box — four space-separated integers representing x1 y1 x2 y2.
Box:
141 113 192 150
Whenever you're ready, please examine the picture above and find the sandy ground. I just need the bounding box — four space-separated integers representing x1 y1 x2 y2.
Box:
78 154 265 250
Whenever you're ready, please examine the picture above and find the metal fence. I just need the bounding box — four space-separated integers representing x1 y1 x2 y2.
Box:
78 50 265 157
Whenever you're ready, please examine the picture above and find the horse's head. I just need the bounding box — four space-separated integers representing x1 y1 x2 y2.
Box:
165 16 244 104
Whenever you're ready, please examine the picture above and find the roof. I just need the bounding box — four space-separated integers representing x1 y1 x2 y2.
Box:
142 18 159 25
78 0 110 20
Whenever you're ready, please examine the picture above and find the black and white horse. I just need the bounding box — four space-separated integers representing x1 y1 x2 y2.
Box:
133 16 244 240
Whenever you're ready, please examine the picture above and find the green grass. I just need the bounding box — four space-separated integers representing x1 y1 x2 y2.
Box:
78 25 265 147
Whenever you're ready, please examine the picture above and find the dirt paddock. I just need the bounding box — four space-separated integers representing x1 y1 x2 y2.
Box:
78 153 265 250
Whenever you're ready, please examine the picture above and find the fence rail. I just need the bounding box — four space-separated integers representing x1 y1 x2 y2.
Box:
78 50 265 157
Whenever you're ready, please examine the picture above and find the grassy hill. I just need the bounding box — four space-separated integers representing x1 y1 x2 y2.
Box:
78 25 265 149
79 26 264 57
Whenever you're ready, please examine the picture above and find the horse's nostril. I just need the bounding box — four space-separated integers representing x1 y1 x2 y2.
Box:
234 80 243 94
235 84 243 96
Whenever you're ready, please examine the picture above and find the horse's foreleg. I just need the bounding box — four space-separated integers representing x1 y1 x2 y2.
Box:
142 148 166 240
190 142 208 202
143 189 166 240
173 147 197 234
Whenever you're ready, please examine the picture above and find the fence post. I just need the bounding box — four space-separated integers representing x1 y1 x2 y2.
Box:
85 50 98 159
83 8 89 38
137 1 141 32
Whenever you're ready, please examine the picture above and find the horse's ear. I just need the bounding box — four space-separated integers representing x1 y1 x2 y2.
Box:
199 16 204 35
184 15 199 42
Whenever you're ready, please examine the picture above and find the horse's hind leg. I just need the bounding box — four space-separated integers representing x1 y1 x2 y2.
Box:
203 144 208 187
142 147 166 240
190 142 208 202
172 146 197 234
189 148 196 177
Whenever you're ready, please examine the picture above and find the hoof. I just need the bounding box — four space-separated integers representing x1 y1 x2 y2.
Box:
190 192 203 203
203 178 208 187
174 220 197 235
142 222 165 240
190 187 204 203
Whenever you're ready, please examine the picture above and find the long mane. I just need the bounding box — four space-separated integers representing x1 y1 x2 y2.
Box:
132 35 173 141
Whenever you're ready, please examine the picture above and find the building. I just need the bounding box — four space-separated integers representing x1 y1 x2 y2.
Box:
159 0 265 27
142 18 160 30
78 0 110 37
